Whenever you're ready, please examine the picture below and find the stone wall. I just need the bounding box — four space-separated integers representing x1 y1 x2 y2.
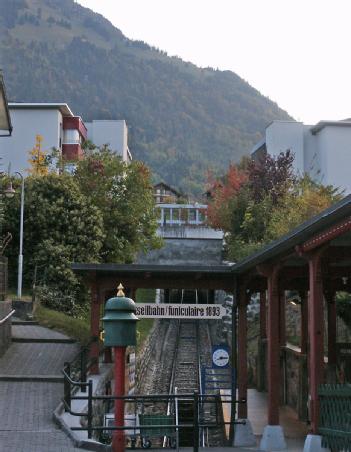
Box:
135 320 159 393
0 300 12 357
256 340 308 421
284 347 301 409
0 257 8 301
138 238 223 265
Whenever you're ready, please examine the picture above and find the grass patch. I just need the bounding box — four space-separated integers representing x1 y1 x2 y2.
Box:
136 288 156 303
35 305 90 344
136 288 156 347
137 318 155 348
7 288 32 302
34 288 157 347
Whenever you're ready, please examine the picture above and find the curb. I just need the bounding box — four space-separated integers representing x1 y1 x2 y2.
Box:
12 320 39 325
53 364 113 452
12 337 76 344
0 374 64 382
53 401 111 452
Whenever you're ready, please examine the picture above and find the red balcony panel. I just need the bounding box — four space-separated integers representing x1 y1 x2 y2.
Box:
63 116 87 140
62 144 84 161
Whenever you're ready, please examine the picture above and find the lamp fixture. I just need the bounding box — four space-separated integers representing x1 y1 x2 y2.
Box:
4 181 15 198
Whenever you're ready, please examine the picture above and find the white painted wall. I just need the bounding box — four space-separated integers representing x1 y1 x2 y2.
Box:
265 121 304 174
252 120 351 194
303 125 320 181
316 126 351 193
0 108 62 174
85 120 130 161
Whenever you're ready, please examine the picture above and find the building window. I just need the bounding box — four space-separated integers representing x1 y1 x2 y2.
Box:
164 208 171 223
188 209 196 222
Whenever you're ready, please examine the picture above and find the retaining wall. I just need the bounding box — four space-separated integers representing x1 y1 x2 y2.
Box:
0 300 12 357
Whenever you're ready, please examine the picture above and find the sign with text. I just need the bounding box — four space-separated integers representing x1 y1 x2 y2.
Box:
135 303 226 319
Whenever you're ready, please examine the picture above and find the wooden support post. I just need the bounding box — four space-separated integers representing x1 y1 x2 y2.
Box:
308 250 325 434
326 290 337 378
298 291 309 421
237 286 248 419
268 267 281 425
279 290 286 347
260 290 267 339
279 290 287 405
257 290 267 392
90 274 100 374
129 288 136 301
258 264 281 426
300 291 308 354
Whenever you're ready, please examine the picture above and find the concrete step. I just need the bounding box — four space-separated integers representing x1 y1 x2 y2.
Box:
12 320 39 325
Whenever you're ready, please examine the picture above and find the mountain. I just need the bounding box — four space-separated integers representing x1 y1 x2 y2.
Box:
0 0 292 195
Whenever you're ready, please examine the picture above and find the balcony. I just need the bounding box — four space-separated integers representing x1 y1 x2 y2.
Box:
156 203 207 226
63 116 87 140
62 143 83 161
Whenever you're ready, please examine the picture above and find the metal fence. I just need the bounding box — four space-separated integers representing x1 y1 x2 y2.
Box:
319 384 351 451
62 366 246 450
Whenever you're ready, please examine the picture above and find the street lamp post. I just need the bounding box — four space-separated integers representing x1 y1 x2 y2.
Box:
3 172 24 298
16 173 24 299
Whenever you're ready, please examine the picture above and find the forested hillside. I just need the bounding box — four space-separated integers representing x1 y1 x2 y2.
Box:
0 0 292 194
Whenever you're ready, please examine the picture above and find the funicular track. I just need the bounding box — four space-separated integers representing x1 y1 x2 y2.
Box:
138 289 226 448
165 289 225 448
169 317 200 447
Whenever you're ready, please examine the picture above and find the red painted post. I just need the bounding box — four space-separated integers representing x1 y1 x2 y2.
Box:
308 251 325 434
90 277 100 374
267 266 280 425
300 291 308 354
279 291 286 346
326 291 337 370
259 291 267 339
112 346 126 452
130 288 136 301
104 347 113 364
238 288 248 419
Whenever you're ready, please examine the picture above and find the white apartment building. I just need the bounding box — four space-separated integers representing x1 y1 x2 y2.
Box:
85 120 132 163
0 103 132 174
0 103 86 174
251 119 351 193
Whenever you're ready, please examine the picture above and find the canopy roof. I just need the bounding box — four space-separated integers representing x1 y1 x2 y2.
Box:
73 195 351 292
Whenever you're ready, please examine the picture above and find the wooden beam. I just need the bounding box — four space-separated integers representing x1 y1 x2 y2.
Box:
299 216 351 253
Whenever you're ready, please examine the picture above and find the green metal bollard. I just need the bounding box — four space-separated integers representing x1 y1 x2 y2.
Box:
102 284 139 452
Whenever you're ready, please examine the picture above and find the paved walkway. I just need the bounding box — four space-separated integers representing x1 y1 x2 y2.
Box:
0 320 90 452
246 389 307 450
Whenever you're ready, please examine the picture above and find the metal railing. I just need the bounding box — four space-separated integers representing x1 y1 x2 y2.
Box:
318 383 351 451
0 309 15 325
62 365 246 448
63 337 97 400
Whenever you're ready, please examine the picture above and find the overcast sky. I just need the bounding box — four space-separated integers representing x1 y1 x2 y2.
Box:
78 0 351 124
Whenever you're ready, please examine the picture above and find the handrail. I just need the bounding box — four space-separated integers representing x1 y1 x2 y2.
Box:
62 358 247 445
0 309 15 325
62 366 90 387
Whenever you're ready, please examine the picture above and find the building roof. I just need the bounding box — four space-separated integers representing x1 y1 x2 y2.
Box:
0 74 12 136
310 120 351 135
154 182 181 197
250 137 266 157
9 102 74 117
72 263 233 274
72 262 234 291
